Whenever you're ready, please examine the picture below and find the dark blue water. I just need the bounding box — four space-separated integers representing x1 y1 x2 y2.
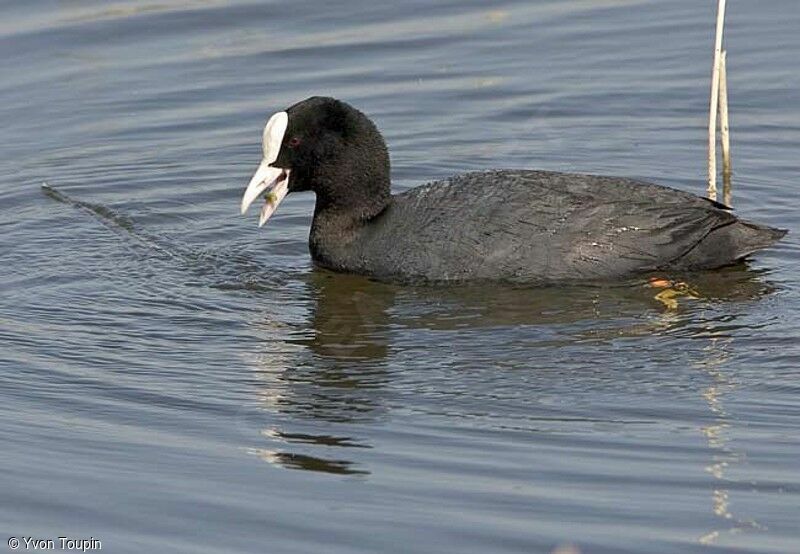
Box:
1 1 799 552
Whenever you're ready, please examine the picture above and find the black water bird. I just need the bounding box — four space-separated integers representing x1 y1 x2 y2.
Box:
241 96 786 284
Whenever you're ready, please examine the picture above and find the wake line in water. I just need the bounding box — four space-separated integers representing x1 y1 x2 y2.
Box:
40 183 289 291
41 182 179 259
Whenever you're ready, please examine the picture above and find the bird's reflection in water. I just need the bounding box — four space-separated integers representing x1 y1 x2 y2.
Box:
250 272 396 475
664 267 774 546
248 263 778 476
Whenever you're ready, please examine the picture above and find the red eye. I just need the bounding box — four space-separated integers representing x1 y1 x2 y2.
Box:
288 136 302 148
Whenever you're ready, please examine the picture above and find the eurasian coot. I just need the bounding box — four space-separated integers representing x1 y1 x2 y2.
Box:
241 96 786 284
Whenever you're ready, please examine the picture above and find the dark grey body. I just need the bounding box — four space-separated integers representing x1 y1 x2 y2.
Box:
259 98 785 284
310 170 786 284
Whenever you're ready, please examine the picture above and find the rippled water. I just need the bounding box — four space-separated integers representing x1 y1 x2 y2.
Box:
2 1 799 552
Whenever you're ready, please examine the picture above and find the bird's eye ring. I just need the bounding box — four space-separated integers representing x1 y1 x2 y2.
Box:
288 136 302 148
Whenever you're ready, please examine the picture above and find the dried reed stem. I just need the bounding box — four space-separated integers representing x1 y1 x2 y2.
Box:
707 0 727 201
719 51 732 206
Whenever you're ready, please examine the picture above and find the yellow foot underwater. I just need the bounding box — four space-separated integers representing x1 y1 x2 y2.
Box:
648 277 701 310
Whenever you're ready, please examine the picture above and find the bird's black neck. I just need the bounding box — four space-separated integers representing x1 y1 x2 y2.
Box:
309 183 390 269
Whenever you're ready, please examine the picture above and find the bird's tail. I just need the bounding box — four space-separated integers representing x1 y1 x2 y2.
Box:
677 218 787 270
731 220 788 260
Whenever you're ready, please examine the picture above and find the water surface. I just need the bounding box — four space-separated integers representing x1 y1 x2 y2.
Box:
1 1 799 552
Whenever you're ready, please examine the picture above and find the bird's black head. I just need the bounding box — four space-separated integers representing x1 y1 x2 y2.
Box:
241 96 391 227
